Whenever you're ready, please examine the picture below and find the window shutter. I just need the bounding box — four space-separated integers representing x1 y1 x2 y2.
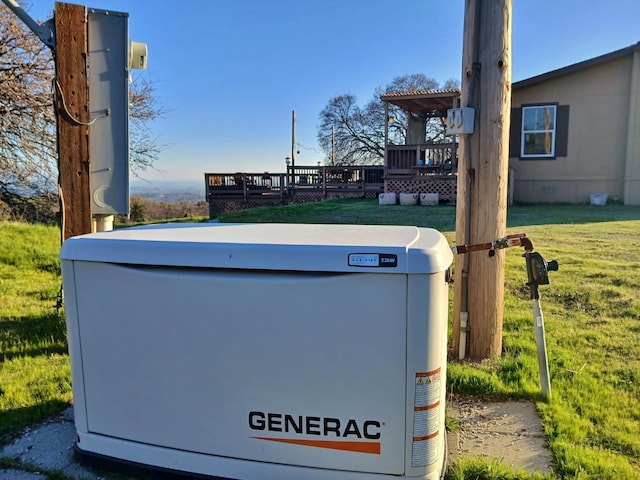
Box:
555 105 569 157
509 108 522 158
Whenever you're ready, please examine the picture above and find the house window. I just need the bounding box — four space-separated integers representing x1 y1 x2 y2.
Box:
521 105 557 158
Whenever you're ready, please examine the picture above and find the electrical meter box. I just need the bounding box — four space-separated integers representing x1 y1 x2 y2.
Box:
87 8 129 215
60 223 453 480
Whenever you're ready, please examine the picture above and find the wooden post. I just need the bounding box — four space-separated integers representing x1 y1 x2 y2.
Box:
55 2 91 240
453 0 512 360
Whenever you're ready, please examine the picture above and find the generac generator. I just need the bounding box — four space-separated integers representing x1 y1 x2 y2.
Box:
60 223 453 480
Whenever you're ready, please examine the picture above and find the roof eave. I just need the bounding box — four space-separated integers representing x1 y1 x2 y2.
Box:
513 41 640 90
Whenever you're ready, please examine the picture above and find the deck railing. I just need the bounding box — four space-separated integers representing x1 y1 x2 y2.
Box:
385 142 457 175
205 173 287 200
289 165 384 191
206 165 384 200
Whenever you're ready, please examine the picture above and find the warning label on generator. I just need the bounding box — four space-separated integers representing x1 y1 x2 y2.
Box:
411 368 441 468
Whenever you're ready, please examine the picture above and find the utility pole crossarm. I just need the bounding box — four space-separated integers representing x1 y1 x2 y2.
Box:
2 0 55 49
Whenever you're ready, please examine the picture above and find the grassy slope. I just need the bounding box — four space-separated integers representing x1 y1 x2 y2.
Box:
2 202 639 479
0 223 71 442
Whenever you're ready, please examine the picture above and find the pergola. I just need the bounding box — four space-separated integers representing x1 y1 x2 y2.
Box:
380 89 461 175
380 88 460 116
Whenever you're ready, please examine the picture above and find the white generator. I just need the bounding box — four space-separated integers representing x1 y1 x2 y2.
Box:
60 223 453 480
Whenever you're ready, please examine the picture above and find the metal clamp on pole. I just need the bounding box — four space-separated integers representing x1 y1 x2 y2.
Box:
452 233 530 256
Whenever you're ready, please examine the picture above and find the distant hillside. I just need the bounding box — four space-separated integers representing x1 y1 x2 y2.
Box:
130 180 205 203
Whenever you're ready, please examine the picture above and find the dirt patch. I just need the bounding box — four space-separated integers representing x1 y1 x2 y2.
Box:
446 395 554 475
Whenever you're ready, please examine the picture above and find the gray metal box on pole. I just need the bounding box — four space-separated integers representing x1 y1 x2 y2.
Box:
88 8 129 215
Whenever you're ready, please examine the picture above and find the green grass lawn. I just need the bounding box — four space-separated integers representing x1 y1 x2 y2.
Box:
1 201 640 479
0 223 71 442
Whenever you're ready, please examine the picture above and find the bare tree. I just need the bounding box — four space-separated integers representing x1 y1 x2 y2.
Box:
317 74 460 165
317 94 384 165
128 75 170 177
0 4 57 197
0 4 166 210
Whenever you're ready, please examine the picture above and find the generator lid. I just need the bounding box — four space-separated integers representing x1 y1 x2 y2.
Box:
60 223 453 274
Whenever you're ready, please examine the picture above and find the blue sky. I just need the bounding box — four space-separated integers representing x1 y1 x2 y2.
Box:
26 1 640 183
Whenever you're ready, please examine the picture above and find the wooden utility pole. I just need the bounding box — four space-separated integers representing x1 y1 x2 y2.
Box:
453 0 512 360
55 2 92 240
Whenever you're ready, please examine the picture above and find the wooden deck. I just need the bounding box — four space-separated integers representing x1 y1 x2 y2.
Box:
205 161 460 217
205 166 384 215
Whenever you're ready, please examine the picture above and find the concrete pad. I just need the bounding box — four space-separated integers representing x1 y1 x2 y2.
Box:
446 395 554 475
0 408 103 480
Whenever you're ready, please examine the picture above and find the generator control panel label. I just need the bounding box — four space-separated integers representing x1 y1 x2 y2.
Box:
348 253 397 267
411 368 441 467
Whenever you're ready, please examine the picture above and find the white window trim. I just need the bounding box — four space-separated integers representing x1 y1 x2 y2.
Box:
521 105 557 158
